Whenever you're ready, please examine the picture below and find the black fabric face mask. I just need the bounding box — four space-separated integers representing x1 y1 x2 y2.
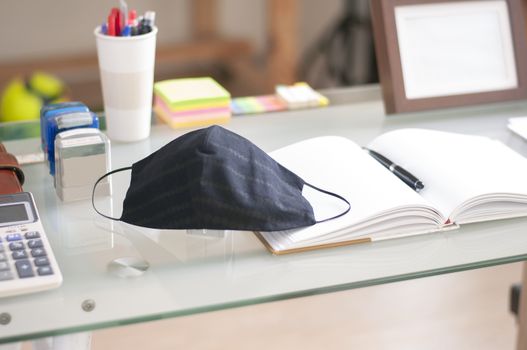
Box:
92 126 350 231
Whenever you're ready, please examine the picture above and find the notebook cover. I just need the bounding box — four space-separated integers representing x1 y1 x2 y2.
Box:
254 231 372 255
254 224 459 255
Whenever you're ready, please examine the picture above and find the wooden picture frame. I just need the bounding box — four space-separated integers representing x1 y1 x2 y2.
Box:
370 0 527 114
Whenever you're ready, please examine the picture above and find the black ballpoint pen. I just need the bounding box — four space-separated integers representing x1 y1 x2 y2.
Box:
364 148 425 192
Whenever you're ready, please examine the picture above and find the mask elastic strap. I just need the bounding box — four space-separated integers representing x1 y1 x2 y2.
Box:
91 166 132 221
304 182 351 223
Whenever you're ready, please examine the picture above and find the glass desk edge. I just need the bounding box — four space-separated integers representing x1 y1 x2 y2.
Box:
2 252 526 344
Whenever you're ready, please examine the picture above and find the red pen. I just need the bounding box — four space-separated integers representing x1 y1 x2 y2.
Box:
107 13 116 36
128 9 137 25
128 9 138 35
111 8 121 36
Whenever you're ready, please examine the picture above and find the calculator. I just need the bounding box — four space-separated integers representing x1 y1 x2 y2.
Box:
0 192 62 298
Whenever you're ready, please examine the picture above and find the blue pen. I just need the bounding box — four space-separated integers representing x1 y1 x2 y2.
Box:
121 25 131 36
101 22 108 35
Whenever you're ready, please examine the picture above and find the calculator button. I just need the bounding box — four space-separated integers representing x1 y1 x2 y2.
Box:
25 231 40 240
34 257 50 266
37 266 53 276
9 242 25 251
0 252 6 261
0 261 9 271
28 240 43 249
6 234 22 241
0 245 4 252
0 270 13 281
12 250 28 259
31 248 46 257
15 260 34 278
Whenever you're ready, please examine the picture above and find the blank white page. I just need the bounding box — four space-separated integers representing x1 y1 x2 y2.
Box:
368 129 527 220
269 136 438 243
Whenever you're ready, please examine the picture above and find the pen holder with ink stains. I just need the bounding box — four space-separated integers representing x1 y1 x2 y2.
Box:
94 26 157 142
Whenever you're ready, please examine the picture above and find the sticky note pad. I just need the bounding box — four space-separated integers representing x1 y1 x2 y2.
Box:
231 95 288 115
276 82 329 109
154 77 231 110
154 105 230 129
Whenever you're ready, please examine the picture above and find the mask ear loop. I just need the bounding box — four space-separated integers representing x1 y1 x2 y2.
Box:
92 166 132 221
93 171 350 224
304 182 351 223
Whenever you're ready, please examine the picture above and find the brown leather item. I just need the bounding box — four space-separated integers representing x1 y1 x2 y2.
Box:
0 143 24 195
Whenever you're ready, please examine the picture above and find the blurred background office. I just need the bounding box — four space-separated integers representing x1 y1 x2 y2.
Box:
0 0 375 116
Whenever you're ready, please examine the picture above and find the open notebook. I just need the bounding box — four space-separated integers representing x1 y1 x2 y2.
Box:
257 129 527 254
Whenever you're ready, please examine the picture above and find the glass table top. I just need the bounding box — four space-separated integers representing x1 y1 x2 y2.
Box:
2 85 527 343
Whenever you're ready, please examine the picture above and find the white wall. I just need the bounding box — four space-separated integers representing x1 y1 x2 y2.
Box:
0 0 189 62
0 0 342 63
299 0 344 57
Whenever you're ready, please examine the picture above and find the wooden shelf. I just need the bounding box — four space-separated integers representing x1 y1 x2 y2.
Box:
0 0 300 109
0 38 253 83
0 38 255 109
